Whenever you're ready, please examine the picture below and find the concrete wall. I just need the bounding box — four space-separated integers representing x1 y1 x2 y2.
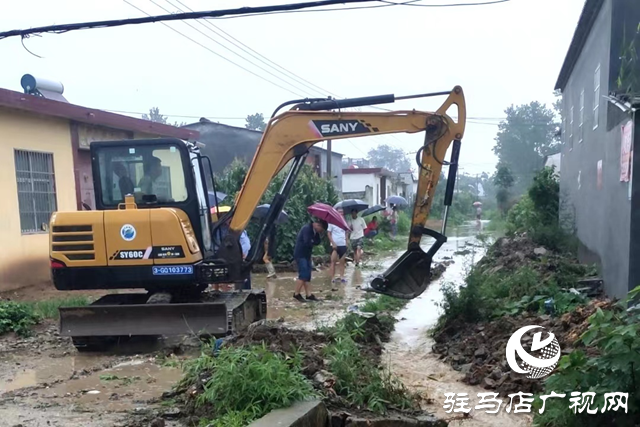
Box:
0 108 77 291
559 0 634 299
342 173 382 205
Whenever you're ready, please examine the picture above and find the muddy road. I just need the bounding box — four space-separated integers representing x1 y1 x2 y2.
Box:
385 222 533 426
0 221 505 426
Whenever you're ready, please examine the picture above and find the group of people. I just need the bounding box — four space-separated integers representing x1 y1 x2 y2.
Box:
292 204 394 303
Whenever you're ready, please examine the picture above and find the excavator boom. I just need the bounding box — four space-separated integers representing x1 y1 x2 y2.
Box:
217 86 466 299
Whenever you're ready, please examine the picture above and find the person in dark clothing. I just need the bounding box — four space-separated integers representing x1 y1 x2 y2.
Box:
293 219 328 302
113 162 134 200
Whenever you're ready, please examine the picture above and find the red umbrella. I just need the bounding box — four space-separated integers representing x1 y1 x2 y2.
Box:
307 203 351 231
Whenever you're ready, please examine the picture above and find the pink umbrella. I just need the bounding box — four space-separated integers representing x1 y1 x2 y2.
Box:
307 203 351 231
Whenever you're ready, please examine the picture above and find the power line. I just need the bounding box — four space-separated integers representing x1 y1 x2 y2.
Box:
0 0 387 40
171 0 339 98
147 0 318 97
122 0 308 97
211 0 512 20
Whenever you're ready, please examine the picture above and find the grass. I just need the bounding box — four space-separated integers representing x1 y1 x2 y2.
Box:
0 296 91 337
180 343 316 427
27 296 92 319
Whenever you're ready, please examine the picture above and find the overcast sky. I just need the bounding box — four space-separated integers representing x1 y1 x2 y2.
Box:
0 0 585 176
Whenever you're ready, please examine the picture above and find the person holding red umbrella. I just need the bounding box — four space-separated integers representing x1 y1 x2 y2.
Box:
292 217 328 302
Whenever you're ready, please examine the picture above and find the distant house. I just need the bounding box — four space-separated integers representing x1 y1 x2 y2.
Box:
182 119 343 191
397 171 417 203
544 152 562 176
554 0 640 299
0 77 196 291
342 167 397 206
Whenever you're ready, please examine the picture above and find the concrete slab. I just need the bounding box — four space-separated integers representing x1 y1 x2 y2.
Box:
248 400 330 427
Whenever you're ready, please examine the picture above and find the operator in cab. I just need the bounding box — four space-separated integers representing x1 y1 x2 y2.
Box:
138 156 172 202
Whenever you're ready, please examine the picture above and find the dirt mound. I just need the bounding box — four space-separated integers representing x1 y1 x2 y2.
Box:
432 298 614 394
229 323 328 377
476 235 588 282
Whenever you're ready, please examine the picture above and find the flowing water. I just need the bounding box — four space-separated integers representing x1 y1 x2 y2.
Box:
383 221 533 426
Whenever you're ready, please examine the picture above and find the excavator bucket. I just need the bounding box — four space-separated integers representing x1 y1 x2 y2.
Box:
369 227 447 299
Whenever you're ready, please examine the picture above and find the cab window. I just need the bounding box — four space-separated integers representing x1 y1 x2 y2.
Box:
97 144 189 206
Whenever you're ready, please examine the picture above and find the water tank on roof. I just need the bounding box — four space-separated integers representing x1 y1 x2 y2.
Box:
20 74 67 102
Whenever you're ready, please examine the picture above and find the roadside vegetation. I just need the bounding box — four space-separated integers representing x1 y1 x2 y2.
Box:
171 293 421 426
430 166 640 426
0 296 91 337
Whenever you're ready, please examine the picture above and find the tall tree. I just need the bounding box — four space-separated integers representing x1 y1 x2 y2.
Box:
493 164 515 218
367 144 412 172
245 113 266 131
492 101 560 194
142 107 186 127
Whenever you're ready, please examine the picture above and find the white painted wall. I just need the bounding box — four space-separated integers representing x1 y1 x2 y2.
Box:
342 173 376 193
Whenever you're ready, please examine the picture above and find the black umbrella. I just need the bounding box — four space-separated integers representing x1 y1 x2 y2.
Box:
208 191 227 206
336 199 369 213
386 195 408 207
361 204 385 217
253 204 289 224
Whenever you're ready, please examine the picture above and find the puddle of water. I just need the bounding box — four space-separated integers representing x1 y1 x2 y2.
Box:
0 354 114 394
37 361 182 412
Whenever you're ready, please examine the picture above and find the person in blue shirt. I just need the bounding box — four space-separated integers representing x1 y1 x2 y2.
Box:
293 218 328 302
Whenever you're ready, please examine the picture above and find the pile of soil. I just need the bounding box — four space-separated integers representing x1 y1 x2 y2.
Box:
432 234 613 395
474 235 590 284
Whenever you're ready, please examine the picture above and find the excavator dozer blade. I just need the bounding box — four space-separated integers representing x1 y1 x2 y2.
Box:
369 245 433 299
59 290 267 341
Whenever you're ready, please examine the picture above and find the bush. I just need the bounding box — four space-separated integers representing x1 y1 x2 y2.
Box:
183 344 316 426
534 287 640 427
0 302 39 337
504 166 576 253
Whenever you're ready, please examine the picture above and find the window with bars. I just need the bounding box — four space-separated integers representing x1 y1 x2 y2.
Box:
14 150 58 233
593 64 600 130
579 89 584 143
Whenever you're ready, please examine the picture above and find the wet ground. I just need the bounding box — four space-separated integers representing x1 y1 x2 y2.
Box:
385 221 533 426
0 220 514 426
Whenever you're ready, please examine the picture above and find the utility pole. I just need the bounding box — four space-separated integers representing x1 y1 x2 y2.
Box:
326 139 331 180
476 173 480 198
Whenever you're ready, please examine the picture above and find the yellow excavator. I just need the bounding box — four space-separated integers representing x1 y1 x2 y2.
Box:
49 86 466 350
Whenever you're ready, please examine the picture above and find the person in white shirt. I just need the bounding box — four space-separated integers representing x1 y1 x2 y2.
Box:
327 209 349 283
348 209 367 267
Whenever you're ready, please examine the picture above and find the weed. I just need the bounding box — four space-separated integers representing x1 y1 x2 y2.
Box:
324 332 417 414
361 295 406 313
182 344 316 426
0 301 39 337
534 287 640 426
27 296 92 319
100 374 119 381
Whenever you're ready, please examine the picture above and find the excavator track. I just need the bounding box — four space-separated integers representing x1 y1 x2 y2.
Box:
60 290 266 351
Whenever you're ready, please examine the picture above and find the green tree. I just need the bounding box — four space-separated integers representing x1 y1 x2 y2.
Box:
214 160 339 262
245 113 266 131
142 107 187 127
493 164 514 218
367 144 412 172
492 101 560 194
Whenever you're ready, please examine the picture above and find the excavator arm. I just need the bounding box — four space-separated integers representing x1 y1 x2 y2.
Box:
215 86 466 299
